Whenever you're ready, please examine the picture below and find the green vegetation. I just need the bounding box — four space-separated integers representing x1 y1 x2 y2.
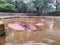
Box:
0 0 60 13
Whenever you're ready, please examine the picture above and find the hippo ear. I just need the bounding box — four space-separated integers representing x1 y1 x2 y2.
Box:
35 23 44 26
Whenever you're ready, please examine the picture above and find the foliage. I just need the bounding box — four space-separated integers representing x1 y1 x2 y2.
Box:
0 0 59 13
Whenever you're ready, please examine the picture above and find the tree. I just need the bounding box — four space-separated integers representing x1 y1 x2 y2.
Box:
14 0 28 12
56 0 60 11
0 0 15 12
31 0 54 14
0 0 59 13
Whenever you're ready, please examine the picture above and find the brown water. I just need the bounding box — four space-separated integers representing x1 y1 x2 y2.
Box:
0 16 60 45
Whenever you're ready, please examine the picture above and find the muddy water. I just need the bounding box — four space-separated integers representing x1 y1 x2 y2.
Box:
0 36 5 45
44 17 60 45
0 17 60 45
